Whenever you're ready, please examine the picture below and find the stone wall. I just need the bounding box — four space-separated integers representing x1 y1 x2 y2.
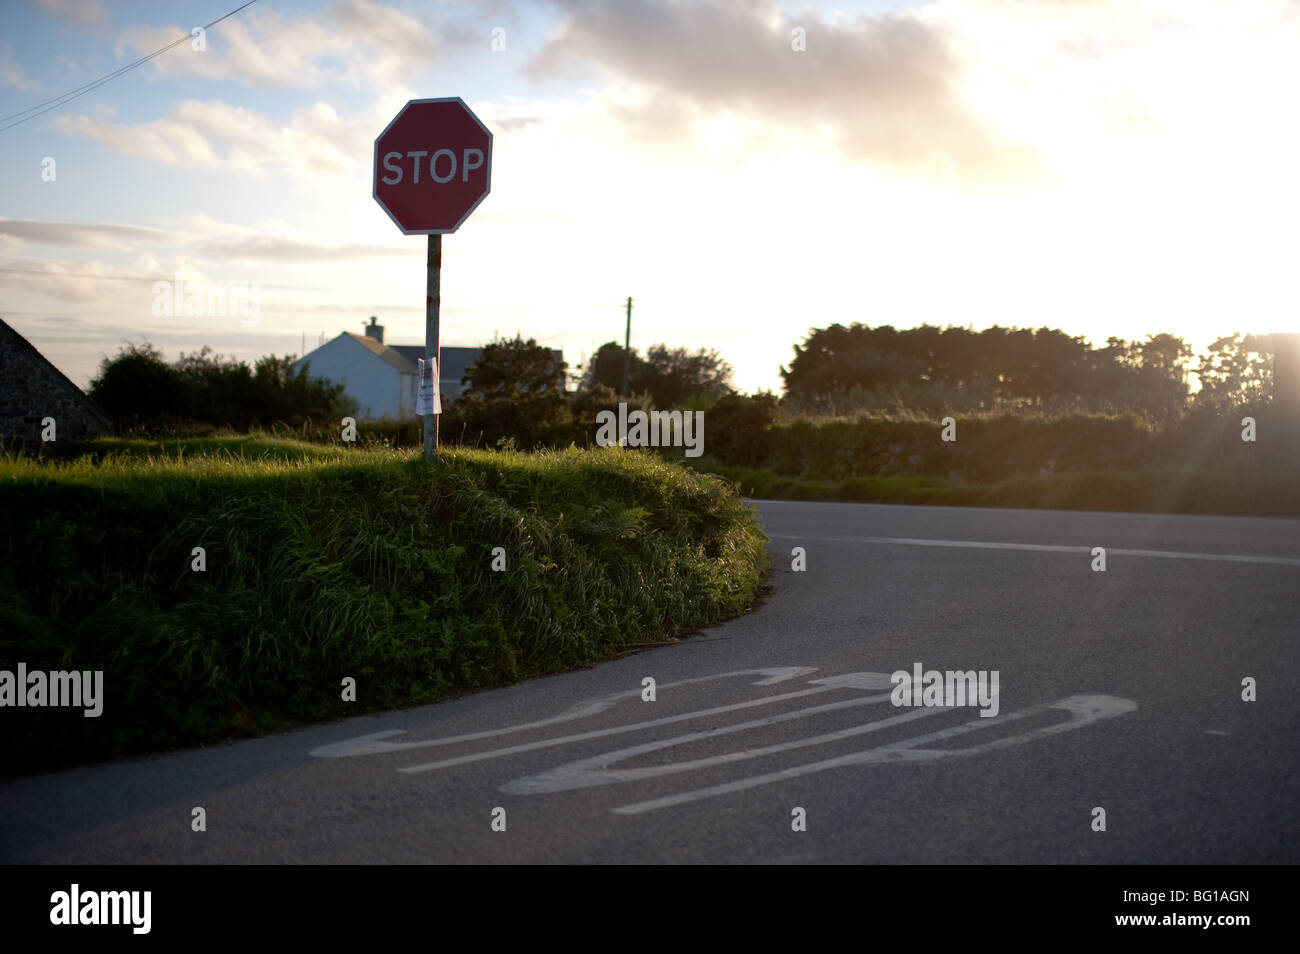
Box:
1 319 112 451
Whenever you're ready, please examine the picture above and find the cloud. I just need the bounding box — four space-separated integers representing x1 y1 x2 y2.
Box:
521 0 1300 189
193 235 397 264
0 259 156 303
0 42 37 91
525 0 1045 182
115 0 436 91
330 0 437 84
27 0 106 28
0 218 178 249
0 210 408 268
54 99 365 182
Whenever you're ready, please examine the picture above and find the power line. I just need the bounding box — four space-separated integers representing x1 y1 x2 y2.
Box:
0 0 260 133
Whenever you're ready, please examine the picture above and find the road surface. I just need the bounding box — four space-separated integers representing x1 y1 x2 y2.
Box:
3 501 1297 863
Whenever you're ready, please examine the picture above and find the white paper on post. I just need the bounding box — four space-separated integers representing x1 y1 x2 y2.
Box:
417 358 441 416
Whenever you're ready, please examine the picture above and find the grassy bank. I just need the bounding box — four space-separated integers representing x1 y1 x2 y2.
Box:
0 439 767 776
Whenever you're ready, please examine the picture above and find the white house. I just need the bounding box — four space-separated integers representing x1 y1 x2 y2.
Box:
293 318 560 420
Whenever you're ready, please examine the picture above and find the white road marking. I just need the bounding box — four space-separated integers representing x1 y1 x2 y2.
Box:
501 694 946 795
395 673 897 775
309 667 816 758
766 534 1300 567
312 662 1138 821
611 694 1137 815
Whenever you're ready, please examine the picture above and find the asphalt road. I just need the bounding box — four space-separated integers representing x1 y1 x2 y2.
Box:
3 501 1297 863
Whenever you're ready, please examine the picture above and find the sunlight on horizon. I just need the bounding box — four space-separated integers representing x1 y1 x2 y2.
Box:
2 0 1298 391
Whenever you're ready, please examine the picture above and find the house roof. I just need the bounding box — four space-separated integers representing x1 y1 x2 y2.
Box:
344 332 417 374
390 345 484 382
340 335 492 381
389 344 428 370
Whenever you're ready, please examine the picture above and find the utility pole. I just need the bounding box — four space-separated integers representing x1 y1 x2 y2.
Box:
621 296 632 399
1275 332 1300 417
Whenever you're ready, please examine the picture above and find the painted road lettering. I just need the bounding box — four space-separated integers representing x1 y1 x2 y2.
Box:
609 694 1136 815
310 667 816 759
310 666 1136 816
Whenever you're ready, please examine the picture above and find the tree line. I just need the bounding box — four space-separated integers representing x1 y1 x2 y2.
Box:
781 324 1273 421
84 335 735 444
88 344 356 431
86 322 1274 442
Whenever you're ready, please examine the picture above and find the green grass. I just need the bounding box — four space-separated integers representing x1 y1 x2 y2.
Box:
85 433 347 461
696 461 1300 517
0 439 768 776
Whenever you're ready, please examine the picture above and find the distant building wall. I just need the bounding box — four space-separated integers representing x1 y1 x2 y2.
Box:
398 371 415 414
0 319 112 450
292 335 405 420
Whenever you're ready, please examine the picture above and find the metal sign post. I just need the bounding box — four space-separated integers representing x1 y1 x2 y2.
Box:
372 96 492 463
425 234 441 462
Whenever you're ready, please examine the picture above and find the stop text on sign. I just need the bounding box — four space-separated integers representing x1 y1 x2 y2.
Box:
380 148 486 186
372 97 492 235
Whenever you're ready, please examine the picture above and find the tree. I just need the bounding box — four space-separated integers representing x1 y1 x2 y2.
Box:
567 382 654 447
782 323 941 411
460 334 566 401
578 341 646 396
449 335 572 448
1194 333 1272 411
89 343 193 427
175 347 253 426
1132 333 1192 422
780 322 1189 419
578 341 733 407
702 391 779 466
88 342 355 432
639 344 733 407
252 354 356 426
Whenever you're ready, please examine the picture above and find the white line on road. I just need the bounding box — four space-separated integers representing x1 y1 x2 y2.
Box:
766 535 1300 567
501 694 946 795
612 694 1137 815
309 667 817 759
394 672 896 774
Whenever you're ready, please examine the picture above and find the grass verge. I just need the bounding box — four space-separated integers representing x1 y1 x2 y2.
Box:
694 460 1300 517
0 438 767 777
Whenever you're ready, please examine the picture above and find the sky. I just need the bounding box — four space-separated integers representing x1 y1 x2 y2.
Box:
2 0 1299 393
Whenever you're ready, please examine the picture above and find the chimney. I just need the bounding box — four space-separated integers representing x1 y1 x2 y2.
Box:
365 315 384 344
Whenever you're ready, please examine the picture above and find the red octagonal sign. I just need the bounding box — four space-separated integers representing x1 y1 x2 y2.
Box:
373 97 493 235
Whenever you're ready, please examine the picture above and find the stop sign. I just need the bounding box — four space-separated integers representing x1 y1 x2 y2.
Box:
373 97 493 235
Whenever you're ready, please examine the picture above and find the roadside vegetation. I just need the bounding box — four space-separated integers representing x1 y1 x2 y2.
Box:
76 324 1294 518
0 440 767 776
685 404 1300 518
3 321 1291 773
